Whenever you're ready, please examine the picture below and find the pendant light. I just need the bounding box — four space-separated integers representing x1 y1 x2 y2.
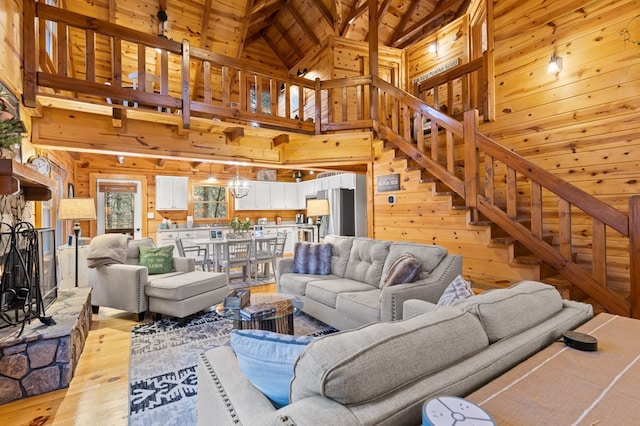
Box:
228 168 250 199
204 164 217 183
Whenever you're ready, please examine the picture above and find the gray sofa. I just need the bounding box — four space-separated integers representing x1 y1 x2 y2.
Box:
197 280 593 426
276 235 463 330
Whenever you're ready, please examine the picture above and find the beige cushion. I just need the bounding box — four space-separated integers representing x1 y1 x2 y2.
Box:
86 234 129 268
290 308 488 405
126 237 155 260
453 280 563 343
343 238 391 286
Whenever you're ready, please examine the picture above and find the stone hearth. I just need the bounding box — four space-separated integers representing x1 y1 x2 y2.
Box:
0 287 92 404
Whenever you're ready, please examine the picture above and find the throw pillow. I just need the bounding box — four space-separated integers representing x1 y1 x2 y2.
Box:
379 253 422 301
138 245 174 274
383 253 422 287
290 242 332 275
437 274 474 306
230 329 316 407
86 233 129 268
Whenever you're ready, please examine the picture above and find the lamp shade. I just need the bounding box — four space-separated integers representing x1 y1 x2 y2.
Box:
58 198 97 221
306 199 330 216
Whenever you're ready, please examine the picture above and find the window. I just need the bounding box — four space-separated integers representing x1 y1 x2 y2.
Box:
194 185 227 219
44 0 58 60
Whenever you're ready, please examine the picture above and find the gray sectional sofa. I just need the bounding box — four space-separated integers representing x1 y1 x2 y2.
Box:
197 280 593 426
276 235 463 330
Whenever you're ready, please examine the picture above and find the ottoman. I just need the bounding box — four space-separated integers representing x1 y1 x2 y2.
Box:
145 271 229 318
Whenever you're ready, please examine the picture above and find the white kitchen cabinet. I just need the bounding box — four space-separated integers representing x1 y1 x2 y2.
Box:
254 181 271 209
269 183 286 209
155 176 189 210
234 181 257 210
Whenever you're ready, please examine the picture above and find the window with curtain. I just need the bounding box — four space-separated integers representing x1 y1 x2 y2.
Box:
99 182 136 234
193 185 227 220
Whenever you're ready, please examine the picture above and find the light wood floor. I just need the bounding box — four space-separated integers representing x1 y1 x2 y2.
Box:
0 283 275 426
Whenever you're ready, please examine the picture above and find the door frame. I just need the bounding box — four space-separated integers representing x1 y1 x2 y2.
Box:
89 173 148 238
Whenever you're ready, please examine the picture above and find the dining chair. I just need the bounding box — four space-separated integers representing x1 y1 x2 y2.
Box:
250 237 278 282
272 232 288 277
175 238 212 272
215 238 252 281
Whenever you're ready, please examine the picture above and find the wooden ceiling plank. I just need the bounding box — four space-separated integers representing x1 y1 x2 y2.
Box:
377 0 392 23
312 0 335 29
274 21 305 61
339 0 364 36
286 4 320 45
391 0 461 47
273 133 289 148
390 0 422 44
262 31 292 69
236 0 256 58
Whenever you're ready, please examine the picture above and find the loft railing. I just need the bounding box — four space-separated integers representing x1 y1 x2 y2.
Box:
23 2 639 318
23 1 316 133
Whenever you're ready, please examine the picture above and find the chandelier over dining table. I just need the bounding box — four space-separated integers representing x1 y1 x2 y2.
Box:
228 169 250 198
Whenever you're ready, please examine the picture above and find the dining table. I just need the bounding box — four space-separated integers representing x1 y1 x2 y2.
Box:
191 235 275 278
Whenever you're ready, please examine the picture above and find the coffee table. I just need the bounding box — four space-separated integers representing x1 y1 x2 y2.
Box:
219 293 303 335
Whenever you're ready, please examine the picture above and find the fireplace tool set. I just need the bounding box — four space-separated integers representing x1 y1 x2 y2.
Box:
0 221 54 337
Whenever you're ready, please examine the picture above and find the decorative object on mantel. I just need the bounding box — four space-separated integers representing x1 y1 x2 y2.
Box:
228 168 250 199
0 221 54 337
228 217 252 238
57 198 97 287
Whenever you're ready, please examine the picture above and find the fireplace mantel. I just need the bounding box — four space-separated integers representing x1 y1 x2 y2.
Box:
0 159 55 200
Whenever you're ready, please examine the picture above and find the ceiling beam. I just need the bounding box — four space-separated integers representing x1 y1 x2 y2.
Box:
312 0 335 30
389 0 422 45
236 0 256 58
340 0 365 37
286 4 320 45
391 0 461 48
274 21 305 62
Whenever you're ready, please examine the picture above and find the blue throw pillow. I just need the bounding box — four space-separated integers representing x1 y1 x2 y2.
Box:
230 329 316 407
290 242 332 275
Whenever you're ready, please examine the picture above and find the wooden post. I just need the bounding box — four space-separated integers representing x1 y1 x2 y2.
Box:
23 0 37 107
315 78 321 134
181 40 191 130
368 0 378 122
629 196 640 319
464 109 479 207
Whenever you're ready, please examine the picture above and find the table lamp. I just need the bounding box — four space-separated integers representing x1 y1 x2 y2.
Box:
306 199 330 242
58 198 96 287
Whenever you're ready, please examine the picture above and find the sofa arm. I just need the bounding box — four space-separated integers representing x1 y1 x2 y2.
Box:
88 263 149 313
276 257 294 283
403 299 438 318
197 347 278 426
173 256 196 273
380 254 462 321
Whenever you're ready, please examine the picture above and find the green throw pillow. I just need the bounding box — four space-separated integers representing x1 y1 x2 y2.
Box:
139 245 174 274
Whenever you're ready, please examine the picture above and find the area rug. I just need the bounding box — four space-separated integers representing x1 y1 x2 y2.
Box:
128 309 337 426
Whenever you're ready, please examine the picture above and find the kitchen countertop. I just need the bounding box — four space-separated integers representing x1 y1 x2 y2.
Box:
155 223 299 232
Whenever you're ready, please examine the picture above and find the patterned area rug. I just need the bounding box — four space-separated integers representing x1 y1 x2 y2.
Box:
128 309 337 426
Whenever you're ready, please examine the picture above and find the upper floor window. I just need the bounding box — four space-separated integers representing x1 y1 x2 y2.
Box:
44 0 58 61
193 185 228 220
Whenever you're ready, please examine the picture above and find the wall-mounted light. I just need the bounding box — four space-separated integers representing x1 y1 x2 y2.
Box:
117 155 125 164
547 53 563 75
297 68 308 77
428 42 438 54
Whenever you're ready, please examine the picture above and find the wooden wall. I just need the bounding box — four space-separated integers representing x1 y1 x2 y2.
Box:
72 153 304 240
373 0 640 291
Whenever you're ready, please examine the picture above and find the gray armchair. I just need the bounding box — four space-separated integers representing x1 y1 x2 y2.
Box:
88 237 195 321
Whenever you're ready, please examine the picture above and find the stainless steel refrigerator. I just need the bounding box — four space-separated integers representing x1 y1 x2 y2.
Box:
317 188 356 237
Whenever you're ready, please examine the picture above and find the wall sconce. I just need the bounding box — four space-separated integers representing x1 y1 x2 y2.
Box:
547 53 563 75
117 155 125 164
428 42 438 54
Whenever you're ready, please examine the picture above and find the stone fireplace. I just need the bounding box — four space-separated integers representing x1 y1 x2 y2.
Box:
0 173 92 404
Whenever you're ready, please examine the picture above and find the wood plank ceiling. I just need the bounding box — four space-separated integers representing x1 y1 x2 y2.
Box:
69 0 468 71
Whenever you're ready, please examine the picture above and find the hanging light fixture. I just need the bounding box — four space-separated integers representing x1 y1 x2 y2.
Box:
228 168 250 199
204 163 217 183
547 53 563 75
